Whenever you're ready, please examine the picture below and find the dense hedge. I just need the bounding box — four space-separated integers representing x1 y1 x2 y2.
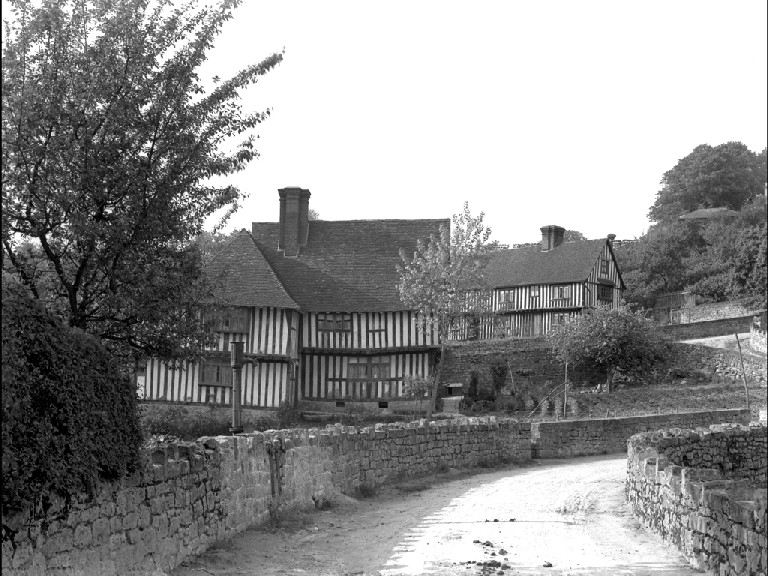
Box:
2 277 143 533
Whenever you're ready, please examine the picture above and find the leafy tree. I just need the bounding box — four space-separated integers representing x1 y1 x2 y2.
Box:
730 224 767 309
615 222 704 307
308 208 321 221
564 230 587 242
547 305 666 393
402 375 432 417
398 202 494 418
649 142 764 223
2 0 283 364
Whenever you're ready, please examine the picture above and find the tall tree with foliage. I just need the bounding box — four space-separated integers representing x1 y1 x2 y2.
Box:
649 142 764 223
547 305 666 393
397 202 494 418
1 0 283 364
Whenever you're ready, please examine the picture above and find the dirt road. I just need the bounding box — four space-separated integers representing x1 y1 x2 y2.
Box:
170 455 694 576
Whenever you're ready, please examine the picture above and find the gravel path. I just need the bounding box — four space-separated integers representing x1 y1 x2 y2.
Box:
170 455 694 576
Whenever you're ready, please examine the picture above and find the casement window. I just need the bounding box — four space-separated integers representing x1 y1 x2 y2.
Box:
598 284 613 302
347 357 391 380
553 313 569 326
529 286 540 307
210 307 249 333
200 358 232 387
317 313 352 332
552 285 571 300
599 258 609 277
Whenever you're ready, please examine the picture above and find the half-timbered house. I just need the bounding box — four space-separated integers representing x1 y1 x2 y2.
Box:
451 225 626 339
139 187 446 409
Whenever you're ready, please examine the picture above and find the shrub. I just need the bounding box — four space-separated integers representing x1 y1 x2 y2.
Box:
276 402 301 429
140 404 279 439
2 277 143 532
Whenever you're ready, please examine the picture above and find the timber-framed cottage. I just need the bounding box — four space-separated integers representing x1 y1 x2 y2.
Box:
451 225 626 340
139 188 446 409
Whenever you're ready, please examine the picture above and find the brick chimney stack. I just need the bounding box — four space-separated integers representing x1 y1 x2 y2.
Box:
278 187 311 257
540 225 565 251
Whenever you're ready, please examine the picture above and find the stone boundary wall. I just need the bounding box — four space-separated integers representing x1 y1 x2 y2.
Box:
442 338 606 392
659 315 754 341
666 343 767 385
1 417 530 576
626 424 767 575
531 409 751 458
679 302 756 324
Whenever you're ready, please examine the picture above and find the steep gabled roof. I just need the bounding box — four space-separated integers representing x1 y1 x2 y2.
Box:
207 231 299 309
251 219 449 312
486 239 611 288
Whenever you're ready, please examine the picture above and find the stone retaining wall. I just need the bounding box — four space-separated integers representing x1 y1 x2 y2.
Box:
659 315 754 341
531 409 751 458
442 338 607 392
1 417 530 576
679 302 756 324
626 424 767 575
666 343 767 385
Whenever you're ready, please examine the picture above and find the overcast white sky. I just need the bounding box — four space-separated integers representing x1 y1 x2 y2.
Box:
4 1 765 245
198 0 767 246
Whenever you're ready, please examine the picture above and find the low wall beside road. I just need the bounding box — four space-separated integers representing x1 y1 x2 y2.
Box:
531 409 751 458
1 417 531 576
626 423 767 575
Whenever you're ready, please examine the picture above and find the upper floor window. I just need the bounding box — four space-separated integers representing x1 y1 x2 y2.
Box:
529 286 540 306
317 313 352 332
552 285 571 300
599 258 609 277
209 307 249 333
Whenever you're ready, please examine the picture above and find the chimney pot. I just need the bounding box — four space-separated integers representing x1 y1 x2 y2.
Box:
607 234 616 244
540 225 565 251
278 187 311 256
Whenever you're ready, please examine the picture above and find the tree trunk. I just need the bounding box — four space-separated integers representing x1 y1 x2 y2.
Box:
605 366 613 394
563 361 568 418
426 344 444 419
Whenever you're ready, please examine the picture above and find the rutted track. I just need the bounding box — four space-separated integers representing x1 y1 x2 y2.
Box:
170 455 693 576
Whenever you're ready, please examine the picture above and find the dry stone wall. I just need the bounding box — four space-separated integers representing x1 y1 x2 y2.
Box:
1 417 530 576
626 423 767 575
665 342 767 385
659 315 754 341
531 409 751 458
679 302 757 324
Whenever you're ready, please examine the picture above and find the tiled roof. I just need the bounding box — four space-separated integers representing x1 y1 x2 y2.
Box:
485 239 610 288
251 219 449 312
207 231 299 309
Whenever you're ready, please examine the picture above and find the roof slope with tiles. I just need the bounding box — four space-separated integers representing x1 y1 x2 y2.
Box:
251 219 449 312
207 231 299 309
486 239 614 288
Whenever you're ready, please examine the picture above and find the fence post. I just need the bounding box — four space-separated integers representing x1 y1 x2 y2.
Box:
733 333 751 415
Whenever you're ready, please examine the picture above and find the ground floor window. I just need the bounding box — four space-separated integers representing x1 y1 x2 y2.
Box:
200 357 232 387
348 356 391 379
